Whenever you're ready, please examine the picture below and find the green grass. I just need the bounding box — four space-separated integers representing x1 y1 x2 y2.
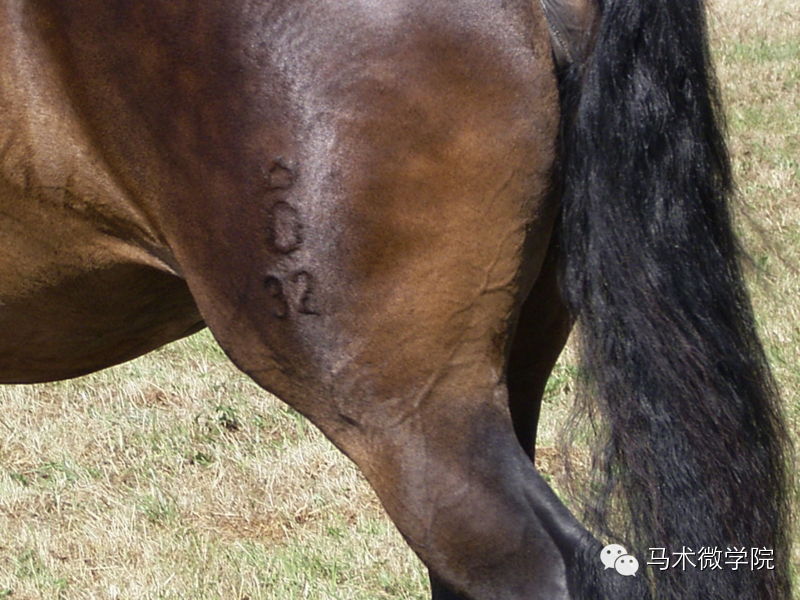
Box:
1 0 798 597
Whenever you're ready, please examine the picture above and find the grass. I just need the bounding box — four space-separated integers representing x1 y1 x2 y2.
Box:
0 335 428 599
1 0 798 597
712 0 800 427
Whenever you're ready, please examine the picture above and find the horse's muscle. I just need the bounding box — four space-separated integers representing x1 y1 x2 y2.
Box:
2 1 577 598
0 1 202 382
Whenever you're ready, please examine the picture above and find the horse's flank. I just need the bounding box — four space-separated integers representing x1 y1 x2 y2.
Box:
0 2 202 382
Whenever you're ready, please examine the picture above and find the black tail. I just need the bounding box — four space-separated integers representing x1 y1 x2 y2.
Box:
557 1 792 598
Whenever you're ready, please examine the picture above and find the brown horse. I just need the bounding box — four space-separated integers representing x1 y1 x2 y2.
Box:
0 1 791 599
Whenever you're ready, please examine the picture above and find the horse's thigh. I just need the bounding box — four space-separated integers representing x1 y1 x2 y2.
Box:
144 8 565 593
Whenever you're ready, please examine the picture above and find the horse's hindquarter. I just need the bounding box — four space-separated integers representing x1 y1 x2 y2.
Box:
22 0 562 399
9 1 568 597
0 4 202 383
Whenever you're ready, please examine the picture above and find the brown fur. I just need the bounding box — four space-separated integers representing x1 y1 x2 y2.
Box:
0 2 588 598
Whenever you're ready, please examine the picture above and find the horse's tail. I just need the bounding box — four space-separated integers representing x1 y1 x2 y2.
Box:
556 1 792 598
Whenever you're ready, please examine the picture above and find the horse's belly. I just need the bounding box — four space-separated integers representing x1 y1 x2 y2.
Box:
0 189 203 384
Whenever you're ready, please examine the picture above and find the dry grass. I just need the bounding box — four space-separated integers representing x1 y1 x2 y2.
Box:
712 0 800 582
1 1 797 598
0 337 427 599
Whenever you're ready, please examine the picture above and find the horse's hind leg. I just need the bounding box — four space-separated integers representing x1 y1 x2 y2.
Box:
323 366 572 600
159 98 572 598
43 1 575 594
427 238 570 599
506 235 571 458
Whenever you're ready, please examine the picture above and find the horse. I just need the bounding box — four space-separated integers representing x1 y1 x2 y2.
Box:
0 1 792 598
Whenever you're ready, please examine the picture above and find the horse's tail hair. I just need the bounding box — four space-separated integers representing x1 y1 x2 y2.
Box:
556 1 793 598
